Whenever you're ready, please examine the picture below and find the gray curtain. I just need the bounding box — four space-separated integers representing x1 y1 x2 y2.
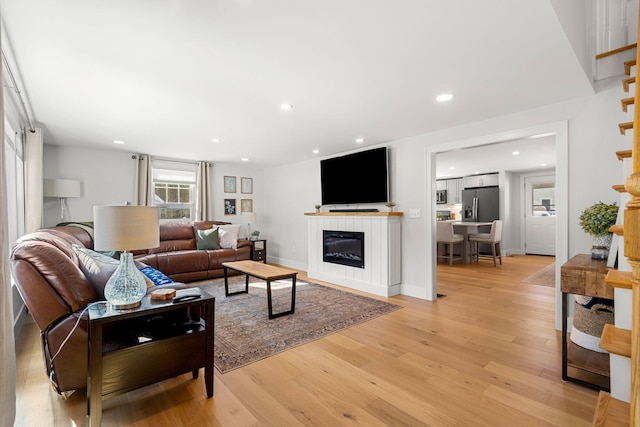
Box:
196 161 211 221
133 154 153 206
0 43 17 426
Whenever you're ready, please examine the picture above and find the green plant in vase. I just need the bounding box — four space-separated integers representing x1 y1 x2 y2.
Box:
579 201 618 259
385 201 396 212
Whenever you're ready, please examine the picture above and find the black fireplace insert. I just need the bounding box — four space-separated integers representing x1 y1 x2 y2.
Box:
322 230 364 268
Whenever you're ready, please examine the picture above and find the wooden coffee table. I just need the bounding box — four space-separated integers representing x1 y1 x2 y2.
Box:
222 260 298 319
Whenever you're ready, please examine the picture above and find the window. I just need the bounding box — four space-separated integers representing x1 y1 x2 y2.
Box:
152 160 196 220
531 183 555 216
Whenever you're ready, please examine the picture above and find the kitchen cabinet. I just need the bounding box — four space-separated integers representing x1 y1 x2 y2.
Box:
463 173 499 189
446 178 463 204
436 180 447 190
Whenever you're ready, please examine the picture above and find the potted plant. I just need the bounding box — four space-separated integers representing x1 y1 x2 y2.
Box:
385 201 397 212
250 230 260 241
315 204 321 213
579 201 618 259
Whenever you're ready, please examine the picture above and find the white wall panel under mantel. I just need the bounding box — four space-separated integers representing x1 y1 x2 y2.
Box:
306 213 402 297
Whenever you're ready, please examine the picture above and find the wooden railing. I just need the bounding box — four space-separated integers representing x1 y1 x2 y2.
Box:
626 8 640 425
592 9 640 426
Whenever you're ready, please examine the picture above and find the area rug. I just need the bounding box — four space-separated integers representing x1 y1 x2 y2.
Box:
193 276 402 373
521 262 556 287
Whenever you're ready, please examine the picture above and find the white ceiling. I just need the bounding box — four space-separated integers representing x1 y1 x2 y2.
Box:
1 1 592 167
435 135 557 179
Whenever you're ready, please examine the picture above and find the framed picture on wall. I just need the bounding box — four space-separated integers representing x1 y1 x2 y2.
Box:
224 199 236 215
224 176 236 193
241 177 253 194
241 199 253 213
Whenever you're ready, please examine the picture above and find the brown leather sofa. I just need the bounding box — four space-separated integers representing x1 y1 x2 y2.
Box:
132 221 251 282
10 220 251 394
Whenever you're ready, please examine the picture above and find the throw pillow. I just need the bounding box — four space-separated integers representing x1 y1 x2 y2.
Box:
196 227 220 250
72 245 155 298
218 224 241 249
139 266 174 285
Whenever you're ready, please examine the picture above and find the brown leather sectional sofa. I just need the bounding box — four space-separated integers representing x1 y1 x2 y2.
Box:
10 220 251 394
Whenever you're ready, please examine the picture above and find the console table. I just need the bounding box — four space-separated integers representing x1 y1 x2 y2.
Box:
560 254 612 391
88 287 215 426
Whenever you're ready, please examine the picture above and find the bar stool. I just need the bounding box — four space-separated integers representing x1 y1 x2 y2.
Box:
468 220 503 266
436 222 464 265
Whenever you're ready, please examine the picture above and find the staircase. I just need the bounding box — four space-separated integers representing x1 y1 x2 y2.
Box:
592 35 640 427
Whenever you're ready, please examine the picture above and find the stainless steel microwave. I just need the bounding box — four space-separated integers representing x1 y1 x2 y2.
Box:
436 190 447 204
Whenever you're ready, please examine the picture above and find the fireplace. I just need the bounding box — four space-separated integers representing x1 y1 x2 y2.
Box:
323 230 364 268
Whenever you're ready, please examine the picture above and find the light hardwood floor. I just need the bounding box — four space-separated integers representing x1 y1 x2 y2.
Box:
14 255 599 426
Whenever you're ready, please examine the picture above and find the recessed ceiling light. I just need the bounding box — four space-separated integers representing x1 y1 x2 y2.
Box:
212 138 221 143
113 140 125 145
474 171 480 174
312 149 319 154
512 151 520 155
241 158 249 162
436 93 454 102
280 104 293 110
449 166 455 170
355 138 364 143
540 163 547 167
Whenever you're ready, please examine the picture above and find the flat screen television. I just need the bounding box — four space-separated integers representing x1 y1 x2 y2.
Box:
320 147 389 205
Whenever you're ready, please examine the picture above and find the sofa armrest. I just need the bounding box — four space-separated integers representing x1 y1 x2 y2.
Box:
237 239 252 249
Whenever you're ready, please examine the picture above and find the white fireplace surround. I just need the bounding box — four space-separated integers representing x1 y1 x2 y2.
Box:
306 212 402 297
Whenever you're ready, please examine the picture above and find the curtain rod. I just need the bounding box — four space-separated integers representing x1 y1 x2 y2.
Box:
2 49 35 132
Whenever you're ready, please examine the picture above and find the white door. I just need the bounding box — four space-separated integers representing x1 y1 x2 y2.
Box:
524 175 556 256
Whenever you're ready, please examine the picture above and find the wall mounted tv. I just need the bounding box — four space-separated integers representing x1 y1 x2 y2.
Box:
320 147 389 205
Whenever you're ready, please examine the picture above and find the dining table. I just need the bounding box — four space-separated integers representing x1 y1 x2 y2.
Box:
451 221 493 264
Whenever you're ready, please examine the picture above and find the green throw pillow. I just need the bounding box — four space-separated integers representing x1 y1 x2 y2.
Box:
196 227 220 250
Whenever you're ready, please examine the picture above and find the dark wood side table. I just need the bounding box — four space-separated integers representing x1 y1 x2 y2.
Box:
87 287 215 426
250 239 267 263
560 254 612 391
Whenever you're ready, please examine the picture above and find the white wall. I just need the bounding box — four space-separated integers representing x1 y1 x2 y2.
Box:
42 146 264 232
43 145 136 226
211 162 264 238
569 75 626 254
263 159 321 270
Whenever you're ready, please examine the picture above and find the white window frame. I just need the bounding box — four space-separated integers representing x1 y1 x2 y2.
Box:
151 160 197 221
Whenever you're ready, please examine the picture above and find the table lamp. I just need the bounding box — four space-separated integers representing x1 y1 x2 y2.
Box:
93 205 160 309
242 212 257 240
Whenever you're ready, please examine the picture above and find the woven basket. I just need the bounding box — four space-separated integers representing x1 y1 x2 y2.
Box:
569 295 614 353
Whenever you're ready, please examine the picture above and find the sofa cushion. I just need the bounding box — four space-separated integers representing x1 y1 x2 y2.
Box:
156 250 210 275
219 224 241 249
73 245 154 298
196 227 220 250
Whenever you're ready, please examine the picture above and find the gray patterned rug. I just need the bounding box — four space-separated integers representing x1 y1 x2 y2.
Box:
193 276 402 373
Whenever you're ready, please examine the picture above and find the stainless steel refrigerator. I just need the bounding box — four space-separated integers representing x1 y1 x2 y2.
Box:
462 186 499 255
462 186 499 223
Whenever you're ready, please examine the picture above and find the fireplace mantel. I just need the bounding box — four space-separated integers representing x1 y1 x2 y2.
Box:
305 212 403 217
306 214 402 297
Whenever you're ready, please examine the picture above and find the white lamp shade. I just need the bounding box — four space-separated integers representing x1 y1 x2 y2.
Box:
93 206 160 251
242 212 257 224
44 179 81 198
